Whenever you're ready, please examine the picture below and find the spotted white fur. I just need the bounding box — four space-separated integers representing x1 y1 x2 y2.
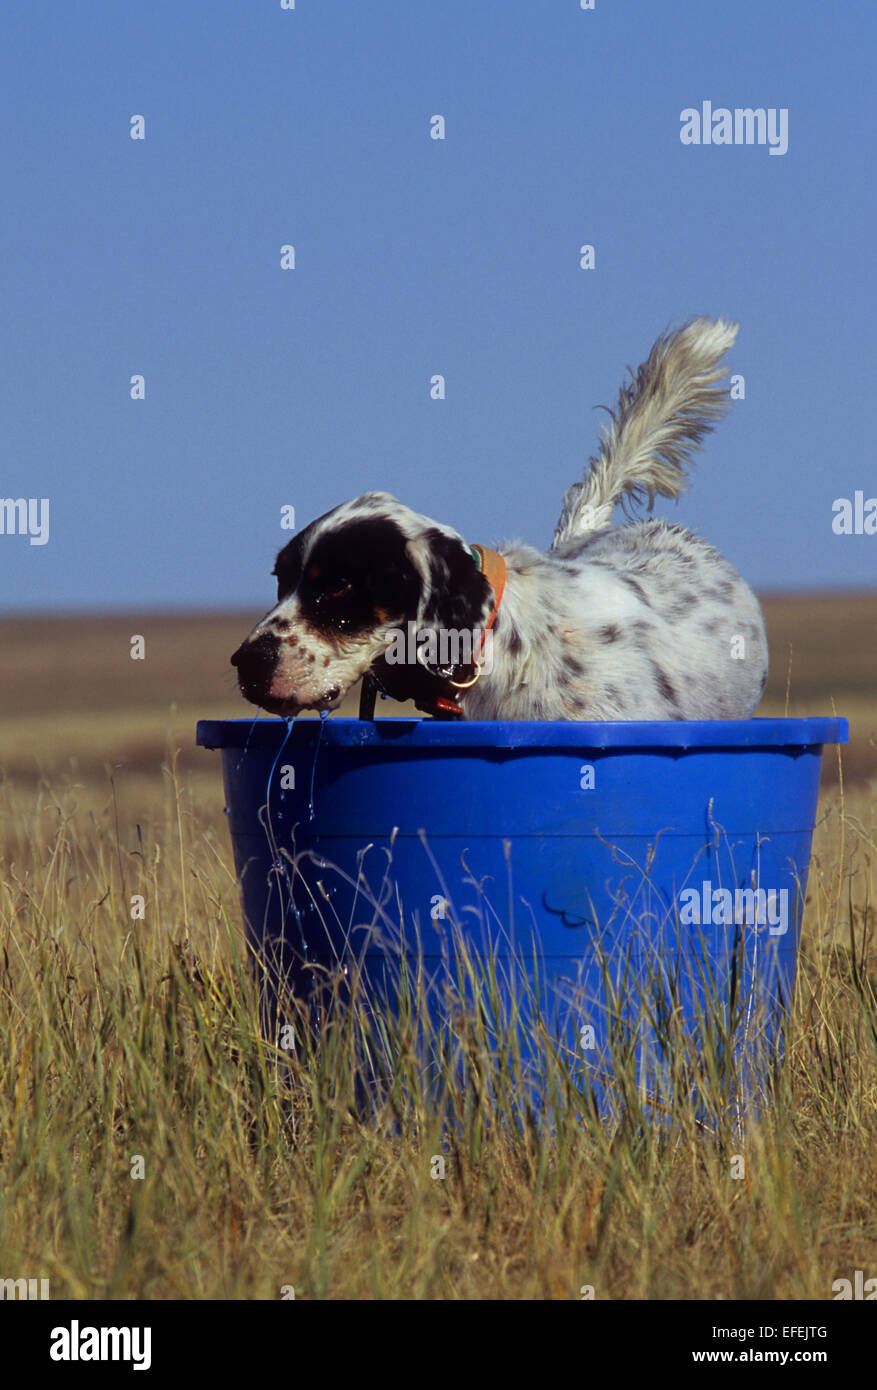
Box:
233 318 767 721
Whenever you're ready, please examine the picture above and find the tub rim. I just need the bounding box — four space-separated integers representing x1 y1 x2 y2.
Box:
196 715 849 752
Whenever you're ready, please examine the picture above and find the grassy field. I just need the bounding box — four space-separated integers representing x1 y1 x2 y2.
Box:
0 595 874 1299
1 592 874 785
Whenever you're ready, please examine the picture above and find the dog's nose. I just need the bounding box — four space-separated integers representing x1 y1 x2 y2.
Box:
230 633 279 687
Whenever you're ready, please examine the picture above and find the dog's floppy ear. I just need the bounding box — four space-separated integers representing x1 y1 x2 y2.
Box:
407 528 493 633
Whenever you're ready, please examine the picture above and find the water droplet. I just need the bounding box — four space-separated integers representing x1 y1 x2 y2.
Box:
307 714 327 821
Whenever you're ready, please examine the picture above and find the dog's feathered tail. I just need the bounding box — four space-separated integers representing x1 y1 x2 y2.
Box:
551 317 738 546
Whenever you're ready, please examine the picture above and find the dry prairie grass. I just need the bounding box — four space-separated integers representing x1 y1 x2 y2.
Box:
0 593 875 785
0 596 874 1299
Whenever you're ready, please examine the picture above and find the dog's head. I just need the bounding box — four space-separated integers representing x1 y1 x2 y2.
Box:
230 492 494 715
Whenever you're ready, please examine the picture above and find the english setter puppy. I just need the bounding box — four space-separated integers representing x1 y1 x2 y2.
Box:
231 318 767 720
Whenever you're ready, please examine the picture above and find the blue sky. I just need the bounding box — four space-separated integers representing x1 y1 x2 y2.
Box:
2 0 875 613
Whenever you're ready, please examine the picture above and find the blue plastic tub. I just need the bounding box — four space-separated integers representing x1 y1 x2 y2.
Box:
197 716 847 1120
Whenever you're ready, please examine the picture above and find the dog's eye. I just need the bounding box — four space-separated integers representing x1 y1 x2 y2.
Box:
323 580 352 600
